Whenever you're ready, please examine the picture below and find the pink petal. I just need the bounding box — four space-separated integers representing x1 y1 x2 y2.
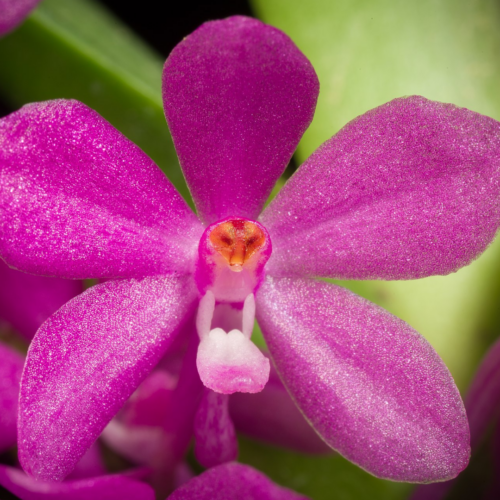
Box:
413 338 500 499
162 16 318 224
67 443 106 480
0 100 202 279
0 260 82 341
229 362 331 454
0 343 24 452
256 276 470 482
101 370 177 466
261 96 500 280
0 465 155 500
167 462 309 500
102 334 204 499
194 390 238 467
0 0 40 36
18 275 197 482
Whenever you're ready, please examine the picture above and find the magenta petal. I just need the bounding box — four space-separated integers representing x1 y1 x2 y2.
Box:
0 466 155 500
412 338 500 500
256 276 470 482
194 390 238 468
163 16 319 223
0 260 82 341
0 0 40 36
229 363 330 454
168 462 308 500
67 443 106 480
0 343 24 452
101 369 177 466
18 275 197 481
0 100 202 279
262 96 500 280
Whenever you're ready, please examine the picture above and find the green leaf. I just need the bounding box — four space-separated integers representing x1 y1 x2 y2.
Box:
0 0 191 204
239 437 412 500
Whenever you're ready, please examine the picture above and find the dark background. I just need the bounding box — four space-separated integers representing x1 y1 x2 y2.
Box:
0 0 254 116
101 0 253 57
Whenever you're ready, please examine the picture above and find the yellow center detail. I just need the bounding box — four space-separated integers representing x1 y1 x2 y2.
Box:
209 220 266 271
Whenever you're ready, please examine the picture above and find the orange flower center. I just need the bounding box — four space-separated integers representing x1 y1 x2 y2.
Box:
209 219 266 271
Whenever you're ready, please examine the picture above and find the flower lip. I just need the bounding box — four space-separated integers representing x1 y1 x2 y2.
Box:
195 217 272 303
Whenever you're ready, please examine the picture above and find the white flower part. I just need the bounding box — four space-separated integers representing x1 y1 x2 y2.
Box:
195 292 269 394
242 293 255 339
196 290 215 339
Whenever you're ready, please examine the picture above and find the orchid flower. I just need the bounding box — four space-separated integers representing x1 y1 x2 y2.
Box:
2 15 500 485
167 462 308 500
0 0 40 37
101 327 327 494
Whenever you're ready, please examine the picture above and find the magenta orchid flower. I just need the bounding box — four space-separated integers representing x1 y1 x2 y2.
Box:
167 462 308 500
101 329 327 494
0 0 40 37
2 15 500 485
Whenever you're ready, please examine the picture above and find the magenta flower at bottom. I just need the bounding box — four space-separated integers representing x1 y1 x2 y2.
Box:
2 15 500 485
167 462 307 500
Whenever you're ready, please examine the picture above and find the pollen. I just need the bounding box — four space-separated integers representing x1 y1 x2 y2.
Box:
209 219 266 271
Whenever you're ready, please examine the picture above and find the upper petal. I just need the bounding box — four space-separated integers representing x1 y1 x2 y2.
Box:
0 0 40 36
255 276 470 482
0 343 24 452
261 96 500 280
0 466 155 500
0 100 203 279
18 275 197 482
162 16 319 224
168 462 308 500
0 260 82 341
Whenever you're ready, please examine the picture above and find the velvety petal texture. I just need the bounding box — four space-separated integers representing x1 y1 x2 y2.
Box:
168 462 308 500
229 363 331 454
0 343 24 452
0 100 203 279
67 443 106 480
0 0 40 36
262 96 500 280
411 339 500 500
18 276 197 482
0 260 82 341
0 466 155 500
194 390 238 467
163 16 319 224
101 369 177 467
256 276 470 482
